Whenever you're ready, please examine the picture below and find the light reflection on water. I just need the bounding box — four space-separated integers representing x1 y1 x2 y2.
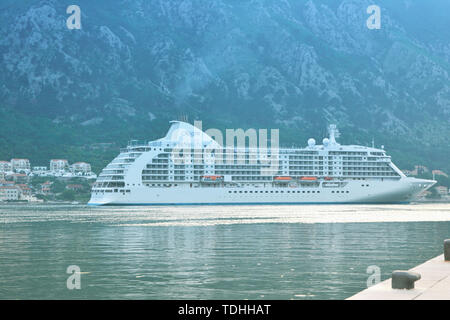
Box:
0 203 449 299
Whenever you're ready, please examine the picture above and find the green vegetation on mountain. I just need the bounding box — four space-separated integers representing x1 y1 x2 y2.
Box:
0 0 448 174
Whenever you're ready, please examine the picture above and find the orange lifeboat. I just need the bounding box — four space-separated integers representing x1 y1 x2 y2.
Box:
274 176 292 181
300 176 317 181
324 177 333 181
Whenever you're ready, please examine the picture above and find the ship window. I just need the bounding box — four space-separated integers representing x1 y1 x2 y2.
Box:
332 191 335 193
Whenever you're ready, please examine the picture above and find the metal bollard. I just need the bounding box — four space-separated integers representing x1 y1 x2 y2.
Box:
445 239 450 261
392 271 421 290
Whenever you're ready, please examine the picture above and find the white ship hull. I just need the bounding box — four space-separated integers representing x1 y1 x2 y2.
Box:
88 177 432 206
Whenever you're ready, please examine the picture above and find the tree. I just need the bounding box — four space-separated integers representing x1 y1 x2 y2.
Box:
59 190 76 201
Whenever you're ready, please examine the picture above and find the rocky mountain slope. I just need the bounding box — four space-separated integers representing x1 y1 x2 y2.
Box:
0 0 448 172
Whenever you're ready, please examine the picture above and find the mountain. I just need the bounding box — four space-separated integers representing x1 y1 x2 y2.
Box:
0 0 449 173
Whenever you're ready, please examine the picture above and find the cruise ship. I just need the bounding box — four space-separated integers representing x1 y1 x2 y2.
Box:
88 121 436 205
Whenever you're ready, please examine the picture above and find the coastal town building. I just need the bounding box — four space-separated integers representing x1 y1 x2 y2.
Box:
0 161 12 172
40 181 53 194
0 180 15 186
6 173 29 184
403 167 447 179
407 165 430 176
71 162 92 173
432 170 448 178
10 159 30 172
17 184 32 196
0 185 20 201
435 186 449 196
0 162 93 202
50 159 69 171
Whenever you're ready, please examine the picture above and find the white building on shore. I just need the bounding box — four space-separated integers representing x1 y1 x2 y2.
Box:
0 185 20 201
50 159 69 172
0 161 12 172
10 159 30 172
71 162 92 173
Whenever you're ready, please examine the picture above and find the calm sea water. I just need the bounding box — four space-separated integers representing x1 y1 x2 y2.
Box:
1 203 449 300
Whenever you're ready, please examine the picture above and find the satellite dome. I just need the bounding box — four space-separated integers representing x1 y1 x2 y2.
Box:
323 138 330 146
308 138 316 147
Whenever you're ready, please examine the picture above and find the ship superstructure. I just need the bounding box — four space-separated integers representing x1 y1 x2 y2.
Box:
88 121 435 205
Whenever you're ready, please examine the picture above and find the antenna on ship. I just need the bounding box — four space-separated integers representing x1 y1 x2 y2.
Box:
372 138 375 148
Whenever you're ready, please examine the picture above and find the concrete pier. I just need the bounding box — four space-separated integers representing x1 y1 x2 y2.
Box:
348 254 450 300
